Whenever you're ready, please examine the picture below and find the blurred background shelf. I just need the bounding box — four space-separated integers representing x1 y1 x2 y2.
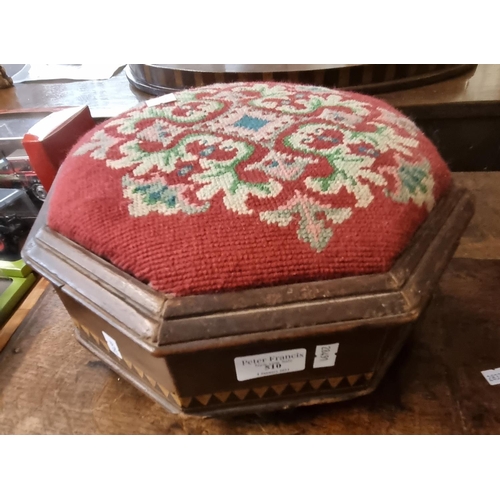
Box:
3 64 500 172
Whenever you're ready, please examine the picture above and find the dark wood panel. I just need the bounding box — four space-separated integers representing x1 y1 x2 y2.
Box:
414 116 500 172
453 172 500 260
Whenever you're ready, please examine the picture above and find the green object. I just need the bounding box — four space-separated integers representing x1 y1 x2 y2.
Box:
0 273 36 324
0 259 33 278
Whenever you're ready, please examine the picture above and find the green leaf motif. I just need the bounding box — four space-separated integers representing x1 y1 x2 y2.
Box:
122 175 209 217
78 82 438 253
260 191 352 252
385 162 435 211
105 100 225 136
190 138 282 215
249 87 371 116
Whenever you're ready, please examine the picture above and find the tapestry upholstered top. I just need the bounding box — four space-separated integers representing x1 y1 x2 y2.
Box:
47 82 451 296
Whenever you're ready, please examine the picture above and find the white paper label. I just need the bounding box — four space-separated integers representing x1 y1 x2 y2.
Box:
313 343 339 368
102 331 122 359
234 348 306 382
481 368 500 385
146 93 177 107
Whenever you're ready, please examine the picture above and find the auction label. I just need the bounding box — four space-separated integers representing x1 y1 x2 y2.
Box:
481 367 500 385
102 331 122 359
313 343 339 368
234 348 306 382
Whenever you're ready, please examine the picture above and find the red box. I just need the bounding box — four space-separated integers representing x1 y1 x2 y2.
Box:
22 106 95 191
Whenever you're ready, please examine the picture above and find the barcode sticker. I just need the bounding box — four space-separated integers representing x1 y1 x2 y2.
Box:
146 93 177 107
102 331 122 359
481 368 500 385
313 343 339 368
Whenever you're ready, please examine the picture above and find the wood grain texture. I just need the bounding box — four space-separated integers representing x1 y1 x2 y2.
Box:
0 258 499 434
0 71 149 119
0 65 498 120
0 173 498 434
3 66 500 173
380 64 500 109
454 172 500 259
0 278 48 353
124 64 476 96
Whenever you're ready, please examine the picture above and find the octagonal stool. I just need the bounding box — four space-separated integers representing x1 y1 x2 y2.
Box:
22 82 474 416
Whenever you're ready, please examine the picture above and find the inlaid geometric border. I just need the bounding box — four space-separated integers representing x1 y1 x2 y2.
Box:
183 372 374 409
75 321 185 407
126 64 476 96
75 321 374 410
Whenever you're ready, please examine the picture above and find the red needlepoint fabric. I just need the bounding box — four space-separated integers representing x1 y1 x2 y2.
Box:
47 82 452 296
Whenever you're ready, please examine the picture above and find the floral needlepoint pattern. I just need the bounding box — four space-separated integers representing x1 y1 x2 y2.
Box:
122 175 209 217
246 152 315 181
74 130 120 160
386 162 435 210
48 82 452 296
260 192 352 252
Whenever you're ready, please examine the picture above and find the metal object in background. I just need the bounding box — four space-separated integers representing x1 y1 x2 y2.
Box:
126 64 477 96
0 188 37 258
0 112 52 158
0 150 47 207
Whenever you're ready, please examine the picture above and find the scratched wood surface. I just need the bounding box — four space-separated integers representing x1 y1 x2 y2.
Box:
453 173 500 259
0 65 498 118
0 172 499 434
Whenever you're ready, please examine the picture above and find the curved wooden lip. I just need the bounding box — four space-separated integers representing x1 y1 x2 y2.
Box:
22 185 474 353
156 186 474 352
126 64 477 96
148 64 352 73
163 186 468 317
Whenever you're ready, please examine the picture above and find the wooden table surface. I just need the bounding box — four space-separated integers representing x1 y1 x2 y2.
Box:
1 65 500 119
0 172 499 434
